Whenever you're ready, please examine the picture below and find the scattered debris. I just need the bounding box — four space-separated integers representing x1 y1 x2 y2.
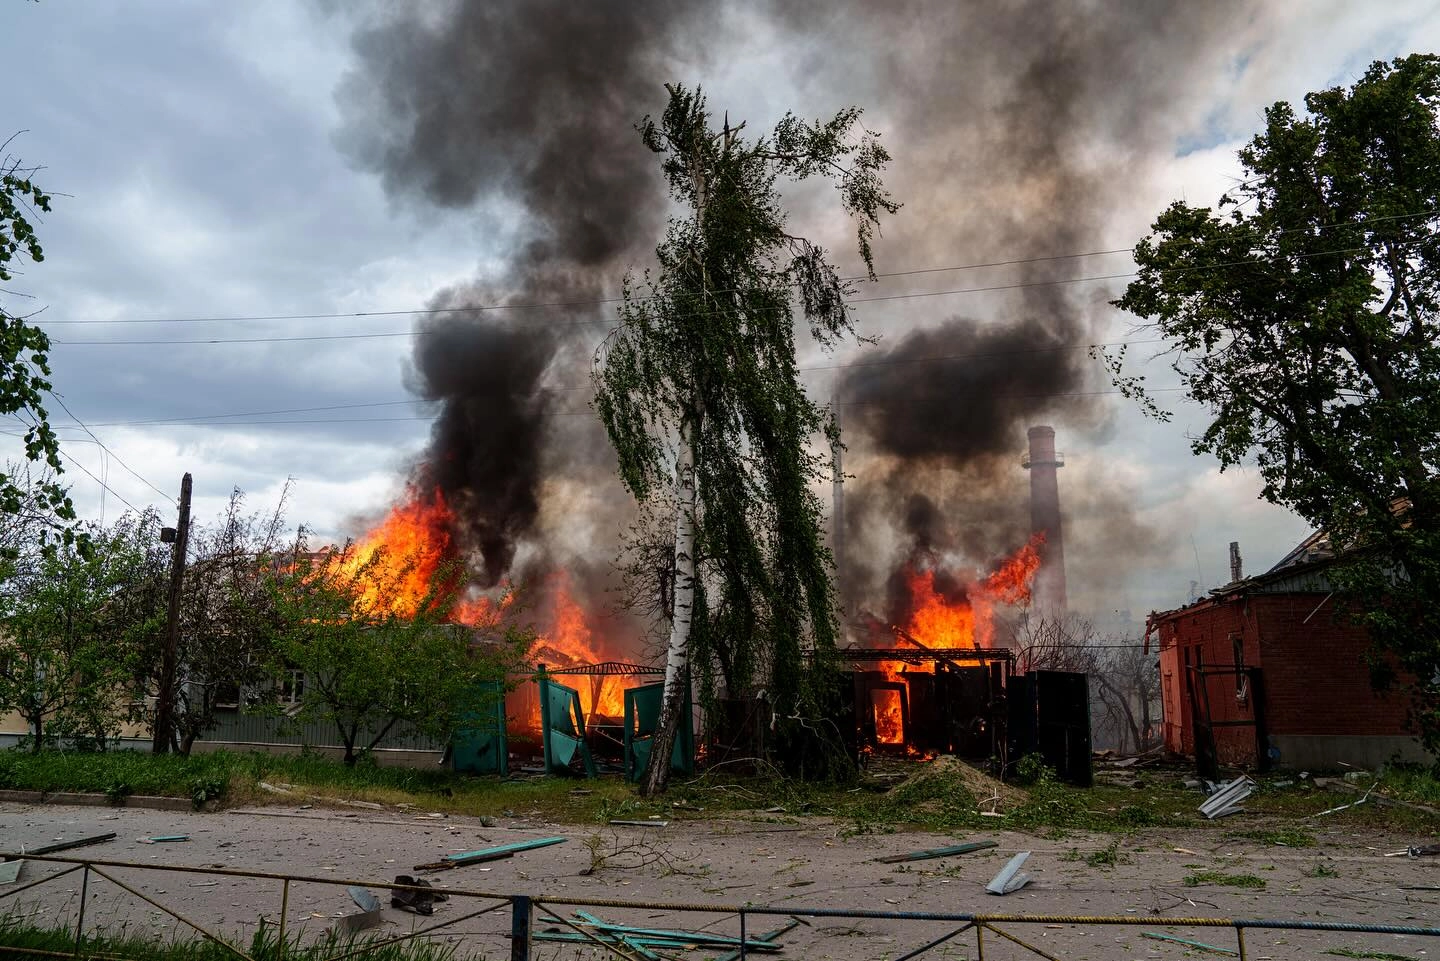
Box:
1199 776 1255 819
137 835 189 844
389 875 446 916
188 881 219 888
985 852 1032 895
1313 777 1440 817
319 796 384 811
1141 932 1238 956
762 805 786 814
1172 848 1200 856
1409 844 1440 858
8 833 117 858
257 781 294 796
347 886 382 912
413 836 567 872
712 918 806 961
875 840 998 864
1313 779 1379 818
537 910 787 953
609 820 670 828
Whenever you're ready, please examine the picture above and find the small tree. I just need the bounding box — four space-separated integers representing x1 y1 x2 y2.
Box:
0 512 165 751
1108 54 1440 747
271 545 526 766
593 85 898 794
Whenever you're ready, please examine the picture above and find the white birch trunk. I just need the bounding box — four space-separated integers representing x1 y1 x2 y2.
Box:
640 416 697 795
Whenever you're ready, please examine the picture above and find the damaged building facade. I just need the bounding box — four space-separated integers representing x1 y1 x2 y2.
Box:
1148 533 1430 773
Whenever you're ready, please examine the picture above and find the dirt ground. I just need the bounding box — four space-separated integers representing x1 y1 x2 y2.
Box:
3 800 1439 960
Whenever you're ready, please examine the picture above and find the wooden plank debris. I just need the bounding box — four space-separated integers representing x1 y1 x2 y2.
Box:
1141 931 1238 956
413 836 566 872
7 833 117 858
985 852 1032 895
875 840 998 864
608 819 670 827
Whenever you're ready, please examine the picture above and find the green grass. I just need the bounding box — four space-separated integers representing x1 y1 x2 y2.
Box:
3 746 1437 839
1308 863 1341 878
1183 869 1267 889
0 918 471 960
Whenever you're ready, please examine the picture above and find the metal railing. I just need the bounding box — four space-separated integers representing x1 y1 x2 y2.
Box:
2 852 1439 960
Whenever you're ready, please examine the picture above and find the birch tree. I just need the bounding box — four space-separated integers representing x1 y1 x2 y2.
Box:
593 85 898 795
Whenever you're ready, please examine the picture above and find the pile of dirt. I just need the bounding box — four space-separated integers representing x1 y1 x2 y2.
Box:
891 756 1029 814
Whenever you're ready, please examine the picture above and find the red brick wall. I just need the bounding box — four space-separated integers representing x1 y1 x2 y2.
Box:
1253 594 1409 736
1158 592 1412 766
1157 599 1264 766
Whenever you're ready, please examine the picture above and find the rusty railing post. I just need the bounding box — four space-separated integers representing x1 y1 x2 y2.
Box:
1236 923 1248 961
72 863 89 958
975 922 986 960
278 878 291 958
510 895 531 961
739 908 748 960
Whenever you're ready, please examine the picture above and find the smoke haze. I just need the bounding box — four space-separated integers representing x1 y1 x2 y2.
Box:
331 0 1251 629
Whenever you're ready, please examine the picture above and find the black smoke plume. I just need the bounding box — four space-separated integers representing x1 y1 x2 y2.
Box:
334 1 716 585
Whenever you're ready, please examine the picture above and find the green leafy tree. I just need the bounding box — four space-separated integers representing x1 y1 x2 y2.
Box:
1109 54 1440 747
0 143 74 546
0 511 166 751
270 545 527 767
593 85 898 794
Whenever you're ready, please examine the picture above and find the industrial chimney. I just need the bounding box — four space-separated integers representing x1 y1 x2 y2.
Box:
1023 425 1067 616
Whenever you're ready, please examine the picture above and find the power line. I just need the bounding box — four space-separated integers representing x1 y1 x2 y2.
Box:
54 447 148 516
57 389 1191 429
29 208 1439 330
32 248 1139 328
44 233 1424 348
42 337 1182 429
46 391 177 506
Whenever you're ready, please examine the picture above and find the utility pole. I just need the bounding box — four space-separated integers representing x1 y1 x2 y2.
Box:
152 473 192 754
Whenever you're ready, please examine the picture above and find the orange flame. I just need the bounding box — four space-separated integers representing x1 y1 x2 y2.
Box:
331 489 627 730
902 534 1042 649
872 688 904 745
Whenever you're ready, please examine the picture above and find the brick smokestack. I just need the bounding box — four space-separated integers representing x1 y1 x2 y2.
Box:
1024 425 1067 616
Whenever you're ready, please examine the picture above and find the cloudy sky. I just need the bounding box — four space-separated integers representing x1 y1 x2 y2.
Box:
3 1 1438 628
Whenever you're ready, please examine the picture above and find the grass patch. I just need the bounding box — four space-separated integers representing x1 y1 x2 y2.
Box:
1228 827 1317 847
1183 869 1266 889
0 918 467 960
1308 863 1340 878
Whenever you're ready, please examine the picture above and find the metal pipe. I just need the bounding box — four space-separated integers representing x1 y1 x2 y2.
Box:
72 864 88 959
892 922 974 961
277 878 290 959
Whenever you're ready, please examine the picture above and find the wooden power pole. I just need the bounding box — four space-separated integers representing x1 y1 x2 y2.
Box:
152 472 192 754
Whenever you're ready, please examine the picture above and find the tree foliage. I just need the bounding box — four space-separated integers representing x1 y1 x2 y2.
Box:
1111 54 1440 747
0 143 73 545
270 545 527 766
0 511 166 751
593 85 898 790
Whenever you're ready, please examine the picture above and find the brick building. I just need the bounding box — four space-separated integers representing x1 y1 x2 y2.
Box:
1147 533 1429 772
